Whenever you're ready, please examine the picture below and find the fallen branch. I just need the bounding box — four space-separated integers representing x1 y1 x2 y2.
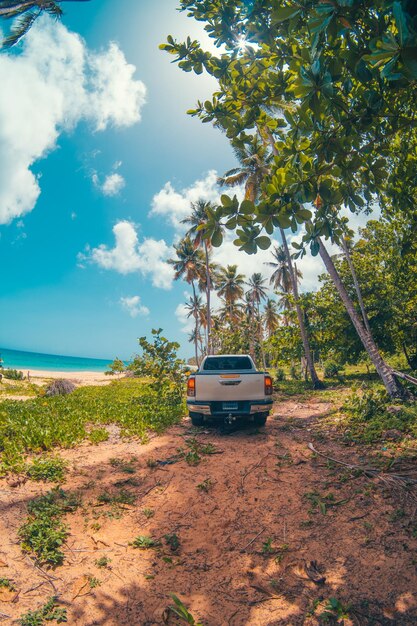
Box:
393 370 417 387
240 454 272 492
308 443 417 494
240 527 266 552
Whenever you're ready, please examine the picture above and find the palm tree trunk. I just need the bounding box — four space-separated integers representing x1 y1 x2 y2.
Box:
340 238 372 335
204 242 212 355
280 227 323 388
257 302 267 369
191 281 200 367
318 238 406 398
265 129 322 387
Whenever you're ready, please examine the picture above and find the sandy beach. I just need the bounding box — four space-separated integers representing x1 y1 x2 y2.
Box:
26 369 110 385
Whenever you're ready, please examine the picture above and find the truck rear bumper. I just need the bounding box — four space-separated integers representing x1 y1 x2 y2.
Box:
187 399 273 417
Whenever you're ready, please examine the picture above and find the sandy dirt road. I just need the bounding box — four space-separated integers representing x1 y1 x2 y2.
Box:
1 398 416 625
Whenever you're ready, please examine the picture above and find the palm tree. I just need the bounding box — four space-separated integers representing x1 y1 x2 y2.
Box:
168 237 205 294
0 0 90 48
184 294 204 366
246 273 268 368
215 265 245 317
266 245 302 294
169 238 205 365
264 298 280 338
182 199 221 354
217 136 272 202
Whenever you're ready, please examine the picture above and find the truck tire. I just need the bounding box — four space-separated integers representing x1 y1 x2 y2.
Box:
253 413 268 427
190 413 204 426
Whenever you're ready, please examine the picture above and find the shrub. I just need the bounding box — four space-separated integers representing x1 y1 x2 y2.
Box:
3 369 24 380
289 365 301 380
275 368 286 382
45 379 76 397
323 360 343 378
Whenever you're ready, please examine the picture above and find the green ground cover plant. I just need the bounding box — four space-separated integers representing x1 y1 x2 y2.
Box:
26 456 67 482
18 597 67 625
342 385 417 443
0 379 184 471
18 488 80 566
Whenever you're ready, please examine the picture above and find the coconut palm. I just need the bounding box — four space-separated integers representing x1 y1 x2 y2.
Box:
0 0 90 48
266 245 302 294
184 294 204 366
182 199 222 354
215 265 245 318
264 298 280 338
168 237 205 295
246 273 268 367
217 136 273 202
169 238 206 365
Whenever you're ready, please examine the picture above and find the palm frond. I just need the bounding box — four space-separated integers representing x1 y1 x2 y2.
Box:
1 8 38 47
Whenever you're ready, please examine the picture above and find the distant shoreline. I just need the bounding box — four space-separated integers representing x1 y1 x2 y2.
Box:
23 369 110 385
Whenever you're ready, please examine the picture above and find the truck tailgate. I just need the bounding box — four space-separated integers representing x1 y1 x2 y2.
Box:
195 373 266 402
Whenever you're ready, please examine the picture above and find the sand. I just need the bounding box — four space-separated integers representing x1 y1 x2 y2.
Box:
25 369 110 386
1 399 416 624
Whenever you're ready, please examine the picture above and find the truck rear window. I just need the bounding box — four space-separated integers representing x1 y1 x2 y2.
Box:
202 356 253 371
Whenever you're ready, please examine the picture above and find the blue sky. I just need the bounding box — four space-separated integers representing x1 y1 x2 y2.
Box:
0 0 336 360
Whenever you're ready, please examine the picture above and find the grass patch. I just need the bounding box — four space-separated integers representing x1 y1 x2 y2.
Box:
0 379 184 470
18 488 80 566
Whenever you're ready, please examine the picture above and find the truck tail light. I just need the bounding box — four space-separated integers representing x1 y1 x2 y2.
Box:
187 377 196 397
264 375 273 396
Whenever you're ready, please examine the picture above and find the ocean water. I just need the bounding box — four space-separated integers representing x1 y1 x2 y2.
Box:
0 347 111 373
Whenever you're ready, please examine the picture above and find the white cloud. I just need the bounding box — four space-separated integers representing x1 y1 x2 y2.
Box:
120 295 149 318
85 220 174 290
93 171 126 196
151 170 228 231
175 300 195 335
0 17 146 225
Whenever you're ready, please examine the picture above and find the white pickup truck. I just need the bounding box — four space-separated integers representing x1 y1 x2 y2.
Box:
186 354 273 426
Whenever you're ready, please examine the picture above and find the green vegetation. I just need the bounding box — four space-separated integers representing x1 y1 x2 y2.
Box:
0 378 184 471
26 456 67 482
96 489 136 507
2 368 24 380
342 386 417 443
88 427 109 444
18 597 67 626
131 535 160 549
168 594 203 626
95 556 111 569
164 533 180 552
18 489 79 566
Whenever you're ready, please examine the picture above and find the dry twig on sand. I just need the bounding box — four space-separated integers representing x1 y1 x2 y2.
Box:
308 443 417 496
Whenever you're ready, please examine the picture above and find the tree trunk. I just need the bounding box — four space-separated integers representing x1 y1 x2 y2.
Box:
204 242 212 355
191 281 200 367
280 227 324 388
318 238 406 398
340 238 372 335
265 128 323 388
257 302 267 370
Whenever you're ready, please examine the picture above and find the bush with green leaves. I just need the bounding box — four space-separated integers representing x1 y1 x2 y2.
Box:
3 368 24 380
275 368 286 382
323 360 343 378
44 379 76 397
128 328 186 390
